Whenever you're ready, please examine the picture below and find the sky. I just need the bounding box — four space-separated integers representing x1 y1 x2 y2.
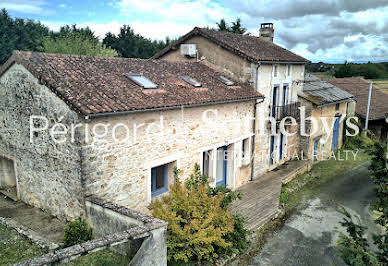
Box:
1 0 388 63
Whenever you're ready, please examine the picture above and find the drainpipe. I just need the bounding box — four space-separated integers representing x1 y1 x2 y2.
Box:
250 63 262 181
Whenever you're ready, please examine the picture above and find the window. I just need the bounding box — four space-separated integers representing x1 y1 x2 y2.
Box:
273 65 279 78
151 164 168 197
202 150 212 177
241 138 250 165
219 75 234 86
124 74 158 89
286 65 291 76
180 75 201 87
335 103 340 111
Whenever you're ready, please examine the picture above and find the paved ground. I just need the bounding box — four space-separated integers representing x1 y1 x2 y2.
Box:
0 195 65 246
248 163 380 266
230 160 311 231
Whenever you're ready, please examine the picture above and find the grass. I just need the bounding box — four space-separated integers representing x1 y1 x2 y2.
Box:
236 149 371 265
64 249 129 266
0 223 129 265
371 79 388 91
0 223 45 265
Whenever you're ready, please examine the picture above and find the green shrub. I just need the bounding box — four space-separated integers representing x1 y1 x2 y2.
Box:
150 164 249 264
279 186 289 204
63 218 93 247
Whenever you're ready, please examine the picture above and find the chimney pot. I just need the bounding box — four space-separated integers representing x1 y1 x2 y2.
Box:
259 23 274 42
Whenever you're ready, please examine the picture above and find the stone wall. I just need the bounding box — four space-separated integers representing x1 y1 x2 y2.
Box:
299 98 348 160
0 64 84 219
16 196 168 266
81 102 256 213
160 35 254 83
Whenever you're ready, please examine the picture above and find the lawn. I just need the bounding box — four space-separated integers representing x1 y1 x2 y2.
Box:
0 223 129 265
0 223 45 265
237 149 371 265
371 79 388 91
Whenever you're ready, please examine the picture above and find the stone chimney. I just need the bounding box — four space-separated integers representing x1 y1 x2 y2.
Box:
259 23 274 42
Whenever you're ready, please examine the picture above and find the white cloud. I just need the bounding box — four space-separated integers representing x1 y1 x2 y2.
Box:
0 0 49 15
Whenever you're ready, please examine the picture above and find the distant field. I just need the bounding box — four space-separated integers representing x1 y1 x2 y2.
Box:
311 72 334 79
372 79 388 91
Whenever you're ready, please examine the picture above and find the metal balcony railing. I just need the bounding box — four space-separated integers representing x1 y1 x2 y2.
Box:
272 102 300 121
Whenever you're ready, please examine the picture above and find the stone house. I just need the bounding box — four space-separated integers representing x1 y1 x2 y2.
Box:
0 51 264 219
153 23 310 176
328 77 388 141
298 74 355 160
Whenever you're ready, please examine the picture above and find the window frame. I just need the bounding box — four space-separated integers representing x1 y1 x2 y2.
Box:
151 164 168 197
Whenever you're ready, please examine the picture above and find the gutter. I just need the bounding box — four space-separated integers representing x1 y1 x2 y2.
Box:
86 96 264 119
316 97 355 108
250 63 262 181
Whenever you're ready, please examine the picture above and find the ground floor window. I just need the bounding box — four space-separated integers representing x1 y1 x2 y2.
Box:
151 164 168 197
202 150 212 178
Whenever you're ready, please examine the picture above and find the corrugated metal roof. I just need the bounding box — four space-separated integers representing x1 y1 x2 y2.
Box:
299 73 354 106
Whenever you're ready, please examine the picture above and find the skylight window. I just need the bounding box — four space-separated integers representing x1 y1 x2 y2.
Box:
219 75 235 86
181 75 201 87
124 74 158 89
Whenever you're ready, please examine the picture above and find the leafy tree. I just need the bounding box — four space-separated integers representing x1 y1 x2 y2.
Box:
150 164 249 264
41 33 118 57
334 61 355 78
0 8 50 64
102 25 170 59
336 141 388 265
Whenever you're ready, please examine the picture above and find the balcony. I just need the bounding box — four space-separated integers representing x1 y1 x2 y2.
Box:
272 102 300 121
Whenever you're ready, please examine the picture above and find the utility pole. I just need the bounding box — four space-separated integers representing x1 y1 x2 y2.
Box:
364 82 373 132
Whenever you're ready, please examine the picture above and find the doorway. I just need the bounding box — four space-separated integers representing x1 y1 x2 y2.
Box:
0 156 17 200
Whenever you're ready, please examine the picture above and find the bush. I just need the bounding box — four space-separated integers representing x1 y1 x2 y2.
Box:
63 218 93 247
150 164 249 264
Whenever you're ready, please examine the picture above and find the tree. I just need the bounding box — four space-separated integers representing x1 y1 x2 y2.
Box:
334 61 355 78
216 18 248 35
217 19 230 32
102 25 170 59
0 8 50 64
231 18 247 35
150 165 249 264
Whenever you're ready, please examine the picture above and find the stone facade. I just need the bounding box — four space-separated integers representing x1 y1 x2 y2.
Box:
159 34 306 178
81 102 256 213
0 64 85 219
299 99 348 160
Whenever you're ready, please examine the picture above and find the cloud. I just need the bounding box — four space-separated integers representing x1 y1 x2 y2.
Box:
227 0 388 19
0 0 49 15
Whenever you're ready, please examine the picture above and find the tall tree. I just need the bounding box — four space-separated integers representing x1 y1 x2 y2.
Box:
216 18 248 35
231 18 247 34
0 8 50 64
102 25 169 59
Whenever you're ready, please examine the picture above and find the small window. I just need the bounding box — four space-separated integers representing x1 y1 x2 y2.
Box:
335 103 340 111
124 74 158 89
181 75 201 87
151 164 168 197
286 65 291 76
273 65 279 78
241 138 250 165
202 150 212 177
219 75 235 86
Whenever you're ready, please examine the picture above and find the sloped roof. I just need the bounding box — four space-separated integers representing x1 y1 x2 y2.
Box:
328 77 388 120
0 51 263 117
299 73 354 106
153 27 310 63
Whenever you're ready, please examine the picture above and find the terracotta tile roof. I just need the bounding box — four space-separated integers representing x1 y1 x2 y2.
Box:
153 27 310 63
328 77 388 120
299 73 354 106
0 51 263 117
